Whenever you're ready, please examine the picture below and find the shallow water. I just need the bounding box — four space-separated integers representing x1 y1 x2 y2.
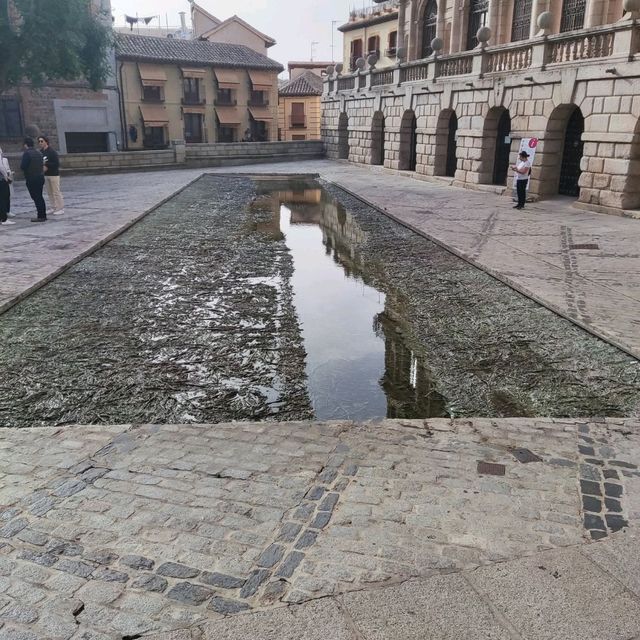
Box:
0 174 638 427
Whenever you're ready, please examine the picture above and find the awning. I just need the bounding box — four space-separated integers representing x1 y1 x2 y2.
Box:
216 107 242 125
214 69 241 90
182 105 206 114
140 104 169 127
181 67 207 78
138 64 167 86
249 107 273 122
248 70 272 91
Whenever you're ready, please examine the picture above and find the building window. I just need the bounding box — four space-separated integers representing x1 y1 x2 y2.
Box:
290 102 305 128
560 0 586 32
143 126 166 149
421 0 438 57
250 119 268 142
0 97 22 138
387 31 398 57
142 85 163 102
292 135 306 140
466 0 489 50
350 38 363 71
182 78 201 105
216 88 236 106
218 126 236 143
511 0 533 41
184 112 203 143
249 90 268 106
367 35 380 56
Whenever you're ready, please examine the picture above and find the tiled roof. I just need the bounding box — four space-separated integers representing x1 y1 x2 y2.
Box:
114 33 283 71
279 71 324 96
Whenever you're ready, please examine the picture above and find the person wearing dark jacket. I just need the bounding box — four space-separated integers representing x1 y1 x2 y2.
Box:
38 135 64 215
20 137 47 222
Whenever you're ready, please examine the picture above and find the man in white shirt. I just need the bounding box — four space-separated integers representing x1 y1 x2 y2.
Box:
512 150 532 210
0 146 15 226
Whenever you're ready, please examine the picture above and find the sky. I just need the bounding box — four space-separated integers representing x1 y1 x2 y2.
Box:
111 0 380 71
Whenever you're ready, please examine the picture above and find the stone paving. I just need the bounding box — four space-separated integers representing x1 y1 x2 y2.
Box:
0 418 639 638
2 161 640 361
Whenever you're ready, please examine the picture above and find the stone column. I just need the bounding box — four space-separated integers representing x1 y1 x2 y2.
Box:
530 0 549 37
585 0 607 26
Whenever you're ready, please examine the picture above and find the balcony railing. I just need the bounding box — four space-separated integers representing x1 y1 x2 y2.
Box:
214 97 237 106
182 96 205 105
385 47 397 57
348 0 398 22
289 115 306 128
547 28 614 63
324 21 637 96
248 97 270 107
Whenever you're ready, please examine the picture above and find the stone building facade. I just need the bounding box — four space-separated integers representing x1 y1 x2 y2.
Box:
278 68 324 142
115 33 282 148
322 0 640 215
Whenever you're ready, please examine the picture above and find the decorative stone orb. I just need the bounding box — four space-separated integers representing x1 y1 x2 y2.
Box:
476 26 492 45
623 0 640 10
335 62 344 75
395 46 406 60
367 53 379 68
430 37 444 53
537 11 553 29
355 57 366 70
326 65 335 76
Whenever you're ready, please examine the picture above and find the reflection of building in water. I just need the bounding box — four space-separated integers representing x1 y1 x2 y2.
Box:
250 180 448 418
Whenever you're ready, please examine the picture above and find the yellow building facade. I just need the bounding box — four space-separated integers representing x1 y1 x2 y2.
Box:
278 69 324 142
115 33 282 148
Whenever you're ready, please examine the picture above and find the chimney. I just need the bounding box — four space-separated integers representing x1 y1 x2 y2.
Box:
179 11 187 31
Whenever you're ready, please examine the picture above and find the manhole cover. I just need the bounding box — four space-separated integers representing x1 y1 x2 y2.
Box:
477 461 506 476
569 243 599 250
511 448 542 463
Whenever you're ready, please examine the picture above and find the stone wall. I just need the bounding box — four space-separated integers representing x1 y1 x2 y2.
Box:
4 141 325 175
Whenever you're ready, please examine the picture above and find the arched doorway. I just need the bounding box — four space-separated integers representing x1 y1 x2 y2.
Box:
480 106 512 185
559 108 584 196
421 0 438 58
626 119 640 210
338 112 349 160
434 109 457 177
492 110 512 185
399 110 417 171
371 111 385 166
446 112 458 177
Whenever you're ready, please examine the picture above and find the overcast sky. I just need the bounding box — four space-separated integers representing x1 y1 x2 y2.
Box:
111 0 378 71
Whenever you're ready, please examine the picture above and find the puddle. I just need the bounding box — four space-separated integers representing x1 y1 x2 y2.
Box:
0 174 638 427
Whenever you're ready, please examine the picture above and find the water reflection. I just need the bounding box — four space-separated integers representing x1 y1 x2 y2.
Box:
252 180 447 420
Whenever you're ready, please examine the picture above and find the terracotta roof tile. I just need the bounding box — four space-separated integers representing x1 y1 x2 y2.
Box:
279 71 324 97
115 33 283 71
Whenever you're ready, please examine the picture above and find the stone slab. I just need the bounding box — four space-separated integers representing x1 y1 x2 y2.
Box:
467 546 640 640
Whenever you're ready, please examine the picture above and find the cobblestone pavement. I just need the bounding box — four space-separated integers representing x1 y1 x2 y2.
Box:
3 161 640 360
0 418 639 638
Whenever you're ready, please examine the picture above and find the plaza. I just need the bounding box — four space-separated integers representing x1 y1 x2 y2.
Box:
0 161 640 638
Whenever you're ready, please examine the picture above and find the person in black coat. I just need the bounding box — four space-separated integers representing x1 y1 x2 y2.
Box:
20 137 47 222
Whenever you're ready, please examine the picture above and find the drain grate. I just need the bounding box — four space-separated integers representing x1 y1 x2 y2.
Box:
511 448 542 463
477 461 506 476
569 243 599 250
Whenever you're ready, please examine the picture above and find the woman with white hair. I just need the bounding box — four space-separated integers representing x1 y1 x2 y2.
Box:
0 145 15 226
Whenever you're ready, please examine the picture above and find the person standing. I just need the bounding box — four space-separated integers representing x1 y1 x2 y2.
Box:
20 137 46 222
38 136 64 215
512 150 531 210
0 145 15 226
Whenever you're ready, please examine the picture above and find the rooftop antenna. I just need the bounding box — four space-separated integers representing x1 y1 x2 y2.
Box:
311 41 319 61
331 20 338 63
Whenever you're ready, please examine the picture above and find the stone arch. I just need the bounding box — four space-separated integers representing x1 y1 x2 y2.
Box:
434 109 458 177
623 118 640 210
338 112 349 160
371 111 386 166
478 106 512 185
399 110 418 171
538 104 584 198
